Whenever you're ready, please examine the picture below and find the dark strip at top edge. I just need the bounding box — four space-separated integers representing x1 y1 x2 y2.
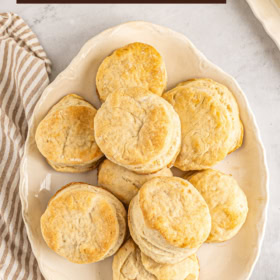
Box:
17 0 226 4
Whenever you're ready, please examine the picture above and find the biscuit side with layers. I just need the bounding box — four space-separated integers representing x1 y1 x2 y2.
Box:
128 176 211 264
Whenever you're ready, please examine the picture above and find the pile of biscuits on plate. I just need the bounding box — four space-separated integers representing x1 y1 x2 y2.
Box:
36 42 248 280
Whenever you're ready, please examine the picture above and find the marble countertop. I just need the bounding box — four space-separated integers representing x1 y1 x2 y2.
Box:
1 0 279 279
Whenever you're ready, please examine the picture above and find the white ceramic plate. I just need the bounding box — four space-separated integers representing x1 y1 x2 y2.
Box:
20 21 268 280
247 0 280 50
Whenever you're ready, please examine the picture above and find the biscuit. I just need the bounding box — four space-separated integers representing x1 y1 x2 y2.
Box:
163 86 233 171
177 78 243 152
35 94 103 172
94 87 181 174
186 169 248 242
98 159 173 205
113 239 199 280
96 42 167 102
128 177 211 264
40 182 126 264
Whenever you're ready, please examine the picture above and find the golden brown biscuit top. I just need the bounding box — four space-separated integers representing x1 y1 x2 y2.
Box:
188 169 248 242
94 87 177 166
96 42 167 102
163 86 233 171
177 78 237 113
40 183 120 264
35 94 103 164
177 78 243 152
139 177 211 249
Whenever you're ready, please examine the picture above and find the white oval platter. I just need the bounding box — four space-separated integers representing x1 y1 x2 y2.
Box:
247 0 280 50
19 21 268 280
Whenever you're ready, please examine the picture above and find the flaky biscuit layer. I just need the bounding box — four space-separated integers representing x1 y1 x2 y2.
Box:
128 177 211 264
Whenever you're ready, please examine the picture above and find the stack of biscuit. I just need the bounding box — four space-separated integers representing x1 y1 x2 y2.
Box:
36 42 248 279
162 78 243 171
94 87 181 174
40 182 126 264
35 94 103 172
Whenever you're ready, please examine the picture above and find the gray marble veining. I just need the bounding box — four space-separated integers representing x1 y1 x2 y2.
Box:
1 0 280 279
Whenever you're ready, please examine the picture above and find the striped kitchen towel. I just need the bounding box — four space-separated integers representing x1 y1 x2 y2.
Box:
0 12 51 280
